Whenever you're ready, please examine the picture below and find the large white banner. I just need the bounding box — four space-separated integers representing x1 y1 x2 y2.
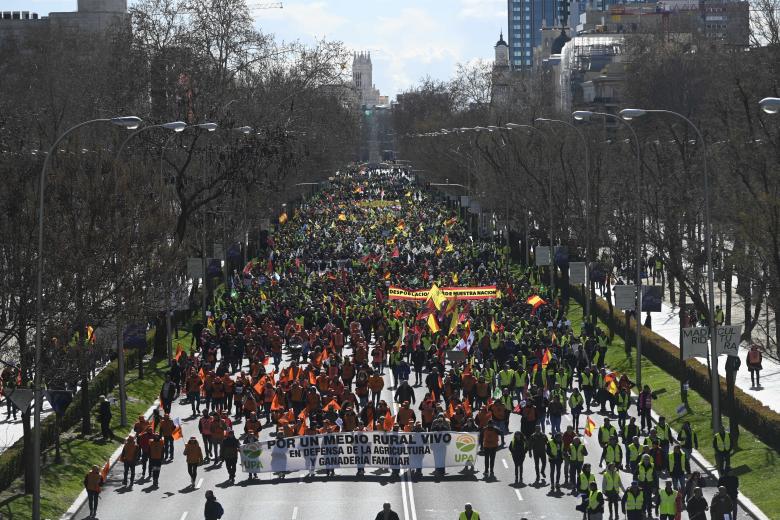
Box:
613 285 637 310
240 431 478 473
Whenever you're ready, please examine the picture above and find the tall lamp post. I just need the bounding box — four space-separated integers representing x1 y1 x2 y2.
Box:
536 117 592 323
503 123 556 297
573 110 644 389
33 116 142 520
112 121 187 423
619 107 719 430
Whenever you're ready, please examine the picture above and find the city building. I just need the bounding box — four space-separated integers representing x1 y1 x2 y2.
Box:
507 0 570 69
0 0 128 45
352 51 383 109
491 32 512 107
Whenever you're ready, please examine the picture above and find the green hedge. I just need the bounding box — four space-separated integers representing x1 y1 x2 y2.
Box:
572 287 780 453
0 341 146 492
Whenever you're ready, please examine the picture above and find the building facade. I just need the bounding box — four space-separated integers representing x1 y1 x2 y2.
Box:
507 0 570 68
0 0 128 45
352 51 383 109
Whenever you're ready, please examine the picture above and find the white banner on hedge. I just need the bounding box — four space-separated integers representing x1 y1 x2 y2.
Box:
239 431 478 473
715 325 742 357
682 327 710 360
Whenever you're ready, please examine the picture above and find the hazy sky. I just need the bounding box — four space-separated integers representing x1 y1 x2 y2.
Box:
3 0 506 99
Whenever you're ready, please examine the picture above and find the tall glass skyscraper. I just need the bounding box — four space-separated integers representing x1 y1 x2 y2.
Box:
507 0 569 68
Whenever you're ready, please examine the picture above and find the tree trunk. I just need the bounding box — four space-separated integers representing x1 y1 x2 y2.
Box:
668 268 676 307
741 274 752 342
153 313 168 360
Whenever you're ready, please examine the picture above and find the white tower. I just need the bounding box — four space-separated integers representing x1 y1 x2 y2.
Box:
352 51 380 107
494 31 509 69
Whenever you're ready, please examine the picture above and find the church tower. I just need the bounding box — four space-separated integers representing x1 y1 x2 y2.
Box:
494 31 510 69
352 51 380 107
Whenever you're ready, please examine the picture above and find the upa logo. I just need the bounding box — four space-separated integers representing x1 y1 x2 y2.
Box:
455 434 476 463
243 447 264 470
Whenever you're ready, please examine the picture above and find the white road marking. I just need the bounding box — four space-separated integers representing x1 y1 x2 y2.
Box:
400 467 411 520
195 478 203 489
405 472 418 520
292 506 299 520
179 512 189 520
502 458 508 469
515 489 524 501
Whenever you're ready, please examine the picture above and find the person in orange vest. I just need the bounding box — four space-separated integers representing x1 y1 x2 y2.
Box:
183 436 204 487
84 465 104 518
480 420 501 480
747 344 763 388
120 435 140 488
159 413 176 461
148 433 165 488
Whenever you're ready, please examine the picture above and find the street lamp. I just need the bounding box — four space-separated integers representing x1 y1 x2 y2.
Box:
234 126 253 134
574 110 644 390
619 106 720 431
33 116 142 520
504 123 556 296
111 120 187 426
760 97 780 114
536 117 592 323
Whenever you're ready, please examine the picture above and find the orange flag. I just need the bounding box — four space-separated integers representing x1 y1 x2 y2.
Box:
324 399 341 411
308 370 317 386
383 410 395 431
366 408 374 431
172 418 183 440
297 421 307 436
175 344 184 362
198 368 206 382
271 393 284 411
253 376 266 395
100 461 110 481
446 402 455 418
463 397 472 417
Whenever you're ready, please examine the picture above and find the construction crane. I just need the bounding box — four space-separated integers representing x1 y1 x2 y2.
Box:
247 1 283 10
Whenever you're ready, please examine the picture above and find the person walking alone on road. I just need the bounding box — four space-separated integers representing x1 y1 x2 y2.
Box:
204 490 224 520
184 436 204 487
84 465 104 519
686 487 709 520
374 502 401 520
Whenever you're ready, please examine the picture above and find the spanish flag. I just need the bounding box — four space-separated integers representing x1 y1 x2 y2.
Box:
604 373 618 395
542 348 551 368
427 284 447 310
427 313 441 334
86 325 96 344
585 416 597 437
490 318 499 334
527 295 546 314
448 310 460 336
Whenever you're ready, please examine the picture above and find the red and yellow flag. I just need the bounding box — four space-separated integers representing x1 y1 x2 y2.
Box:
585 416 597 437
427 314 441 334
542 348 551 368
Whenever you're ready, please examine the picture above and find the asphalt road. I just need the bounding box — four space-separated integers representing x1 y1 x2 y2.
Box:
76 348 753 520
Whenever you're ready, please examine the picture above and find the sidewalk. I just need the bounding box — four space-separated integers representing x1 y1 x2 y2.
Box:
602 282 780 414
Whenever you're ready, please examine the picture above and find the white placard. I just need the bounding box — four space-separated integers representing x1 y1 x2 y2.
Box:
682 327 710 360
535 246 551 266
715 325 742 357
570 262 586 285
613 285 637 310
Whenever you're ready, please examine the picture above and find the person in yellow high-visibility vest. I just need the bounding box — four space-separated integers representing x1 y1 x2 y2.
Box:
712 426 732 474
621 480 645 520
601 462 623 519
458 503 480 520
656 480 679 520
587 481 605 520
